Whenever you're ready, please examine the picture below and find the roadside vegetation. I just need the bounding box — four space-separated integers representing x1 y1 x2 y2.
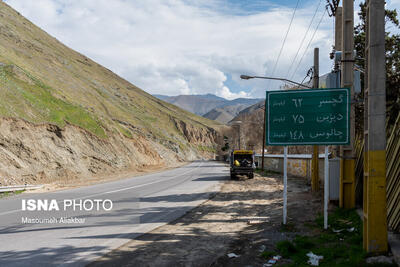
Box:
262 208 397 266
0 189 25 199
0 64 106 138
255 168 281 176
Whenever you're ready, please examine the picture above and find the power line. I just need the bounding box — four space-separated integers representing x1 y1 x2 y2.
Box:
290 8 327 81
268 0 301 85
285 0 322 78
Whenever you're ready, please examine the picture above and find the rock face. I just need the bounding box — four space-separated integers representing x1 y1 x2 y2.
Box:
172 118 217 144
0 2 221 185
0 117 217 185
203 104 248 124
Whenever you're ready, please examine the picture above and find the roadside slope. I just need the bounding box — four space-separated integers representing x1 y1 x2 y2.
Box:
0 2 221 185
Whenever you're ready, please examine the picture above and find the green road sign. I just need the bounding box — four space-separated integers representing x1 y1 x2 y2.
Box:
266 88 350 145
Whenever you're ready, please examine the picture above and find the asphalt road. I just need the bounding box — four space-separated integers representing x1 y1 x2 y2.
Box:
0 161 228 267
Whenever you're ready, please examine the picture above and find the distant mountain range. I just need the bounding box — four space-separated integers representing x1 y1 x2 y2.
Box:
229 100 265 121
154 94 262 123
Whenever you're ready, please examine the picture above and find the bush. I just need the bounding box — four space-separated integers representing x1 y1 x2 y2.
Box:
276 240 297 258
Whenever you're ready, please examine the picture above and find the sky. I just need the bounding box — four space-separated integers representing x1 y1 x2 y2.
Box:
4 0 400 99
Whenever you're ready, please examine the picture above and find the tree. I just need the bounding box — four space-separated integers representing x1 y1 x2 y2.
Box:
354 2 400 126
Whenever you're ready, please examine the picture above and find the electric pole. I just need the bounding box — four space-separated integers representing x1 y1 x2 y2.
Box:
333 7 343 158
335 7 342 52
339 0 355 209
363 0 388 253
311 47 320 192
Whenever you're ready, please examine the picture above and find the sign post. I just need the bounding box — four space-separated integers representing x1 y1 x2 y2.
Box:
265 88 350 228
324 146 329 229
283 146 288 225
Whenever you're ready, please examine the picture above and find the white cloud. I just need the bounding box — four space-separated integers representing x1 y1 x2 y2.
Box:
389 0 400 6
5 0 334 98
218 86 249 100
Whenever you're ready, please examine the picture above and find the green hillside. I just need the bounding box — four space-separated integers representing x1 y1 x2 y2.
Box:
0 2 220 148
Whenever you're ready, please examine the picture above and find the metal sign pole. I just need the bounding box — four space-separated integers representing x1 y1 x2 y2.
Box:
283 146 288 225
324 146 329 229
265 88 349 228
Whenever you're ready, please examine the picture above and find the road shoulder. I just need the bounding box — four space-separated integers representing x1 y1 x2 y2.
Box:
14 161 190 195
90 171 321 267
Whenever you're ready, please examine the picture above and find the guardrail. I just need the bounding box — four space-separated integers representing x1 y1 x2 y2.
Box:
0 184 44 193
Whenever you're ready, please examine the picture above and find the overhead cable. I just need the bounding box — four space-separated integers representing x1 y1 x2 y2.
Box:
268 0 301 86
285 0 322 79
290 8 327 81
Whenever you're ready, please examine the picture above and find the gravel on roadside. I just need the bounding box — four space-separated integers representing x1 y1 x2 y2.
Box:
90 171 322 267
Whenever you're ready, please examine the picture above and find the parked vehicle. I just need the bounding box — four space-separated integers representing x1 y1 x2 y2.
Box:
230 150 255 179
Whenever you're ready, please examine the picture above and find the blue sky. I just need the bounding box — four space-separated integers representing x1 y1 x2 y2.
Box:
5 0 400 99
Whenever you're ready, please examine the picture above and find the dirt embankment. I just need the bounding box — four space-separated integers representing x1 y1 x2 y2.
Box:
172 118 217 145
0 117 218 186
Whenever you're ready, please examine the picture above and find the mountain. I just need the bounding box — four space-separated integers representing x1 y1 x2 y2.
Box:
229 100 265 121
154 94 262 122
154 94 226 115
152 94 170 101
194 93 226 101
203 104 248 124
0 2 221 186
227 98 263 106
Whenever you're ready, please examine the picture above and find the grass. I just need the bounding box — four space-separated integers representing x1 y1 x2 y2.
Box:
0 189 25 199
197 145 216 153
268 208 397 267
260 250 276 259
280 222 297 232
116 124 133 139
0 64 107 138
0 2 220 154
276 240 298 258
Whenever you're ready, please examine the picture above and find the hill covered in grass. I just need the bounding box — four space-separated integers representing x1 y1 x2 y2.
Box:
0 2 221 185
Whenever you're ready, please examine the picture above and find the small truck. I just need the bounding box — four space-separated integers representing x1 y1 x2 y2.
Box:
230 150 255 179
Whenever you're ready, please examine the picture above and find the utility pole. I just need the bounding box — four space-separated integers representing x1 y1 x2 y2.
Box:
335 7 343 53
363 0 370 251
363 0 388 253
311 48 320 192
334 7 343 158
339 0 355 209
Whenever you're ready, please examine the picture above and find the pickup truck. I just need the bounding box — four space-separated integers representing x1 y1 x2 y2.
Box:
230 150 255 180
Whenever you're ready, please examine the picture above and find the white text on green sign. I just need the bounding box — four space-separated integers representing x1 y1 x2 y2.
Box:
266 88 350 145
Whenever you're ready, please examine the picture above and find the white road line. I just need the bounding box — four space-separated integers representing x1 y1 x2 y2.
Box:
0 161 203 217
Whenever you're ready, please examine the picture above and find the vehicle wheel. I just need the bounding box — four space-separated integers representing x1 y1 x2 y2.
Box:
248 173 254 179
230 173 236 180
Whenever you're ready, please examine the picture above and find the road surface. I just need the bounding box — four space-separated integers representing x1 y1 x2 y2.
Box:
0 161 228 266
